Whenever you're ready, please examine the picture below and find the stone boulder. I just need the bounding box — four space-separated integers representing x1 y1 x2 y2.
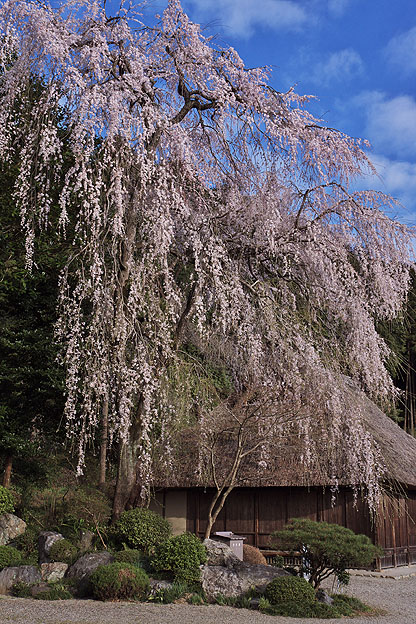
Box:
41 562 68 582
203 538 241 567
0 565 41 594
201 561 288 600
78 530 95 552
316 588 334 605
38 531 65 564
66 551 114 596
149 579 174 597
0 514 26 546
200 540 289 601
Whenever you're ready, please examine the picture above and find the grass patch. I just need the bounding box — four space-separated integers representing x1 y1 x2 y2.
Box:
258 592 376 618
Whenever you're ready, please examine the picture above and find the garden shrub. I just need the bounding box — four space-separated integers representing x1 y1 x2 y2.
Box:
0 545 22 569
152 533 207 580
214 593 237 606
13 525 39 565
90 562 149 601
34 582 73 600
264 575 315 605
0 486 14 514
235 595 252 609
113 548 146 568
243 544 267 565
11 581 33 597
332 593 372 615
188 593 205 605
150 580 190 604
111 508 171 555
261 600 342 618
271 518 382 588
48 538 78 564
11 580 74 600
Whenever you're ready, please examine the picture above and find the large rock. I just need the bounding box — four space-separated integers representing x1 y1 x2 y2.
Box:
0 565 41 594
66 551 114 596
149 579 174 597
203 538 241 567
38 531 65 564
41 562 68 582
78 530 95 552
0 514 26 546
201 561 289 600
316 588 334 605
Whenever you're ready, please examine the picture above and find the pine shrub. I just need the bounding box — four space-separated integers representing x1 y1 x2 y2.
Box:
48 538 78 564
264 575 315 605
111 508 171 555
90 562 149 601
0 486 14 514
271 518 382 588
0 545 22 569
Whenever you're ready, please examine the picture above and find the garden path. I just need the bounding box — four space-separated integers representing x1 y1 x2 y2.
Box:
1 571 416 623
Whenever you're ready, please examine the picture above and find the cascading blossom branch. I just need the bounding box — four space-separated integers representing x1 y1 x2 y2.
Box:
0 0 414 512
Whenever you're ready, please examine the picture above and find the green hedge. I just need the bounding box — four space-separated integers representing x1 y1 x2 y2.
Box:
90 562 150 601
152 533 206 580
265 575 315 605
0 545 22 569
111 508 171 556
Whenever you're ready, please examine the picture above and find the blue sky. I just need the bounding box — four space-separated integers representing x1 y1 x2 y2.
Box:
171 0 416 225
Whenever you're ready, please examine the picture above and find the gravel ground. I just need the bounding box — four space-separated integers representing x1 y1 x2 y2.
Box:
1 574 416 624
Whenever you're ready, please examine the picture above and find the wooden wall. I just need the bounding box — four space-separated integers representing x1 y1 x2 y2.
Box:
186 486 374 548
375 490 416 567
149 485 416 568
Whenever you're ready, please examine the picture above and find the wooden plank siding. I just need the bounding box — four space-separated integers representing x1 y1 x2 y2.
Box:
183 486 416 567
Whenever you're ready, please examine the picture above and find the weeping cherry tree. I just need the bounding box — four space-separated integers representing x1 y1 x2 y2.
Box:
0 0 413 519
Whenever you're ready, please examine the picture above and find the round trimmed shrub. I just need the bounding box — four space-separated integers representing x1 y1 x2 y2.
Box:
243 544 267 565
49 538 78 564
112 508 171 555
0 545 22 569
113 549 146 568
0 486 14 514
265 576 315 605
152 532 206 578
90 562 149 601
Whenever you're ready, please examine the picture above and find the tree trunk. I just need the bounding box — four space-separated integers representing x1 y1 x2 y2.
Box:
98 399 108 491
204 485 235 539
3 454 12 488
111 403 143 522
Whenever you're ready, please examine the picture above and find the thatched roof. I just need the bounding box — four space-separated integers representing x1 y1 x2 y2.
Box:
359 388 416 488
154 378 416 490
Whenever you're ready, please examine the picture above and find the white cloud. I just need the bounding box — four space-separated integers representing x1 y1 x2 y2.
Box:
355 91 416 160
183 0 307 38
310 48 364 86
327 0 352 17
385 26 416 75
358 154 416 223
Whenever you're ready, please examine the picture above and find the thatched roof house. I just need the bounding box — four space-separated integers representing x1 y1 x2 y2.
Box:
150 380 416 570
